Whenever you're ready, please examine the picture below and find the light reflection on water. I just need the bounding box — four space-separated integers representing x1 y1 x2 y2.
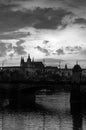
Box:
0 89 86 130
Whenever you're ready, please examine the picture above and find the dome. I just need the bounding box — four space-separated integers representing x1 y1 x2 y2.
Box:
72 64 82 72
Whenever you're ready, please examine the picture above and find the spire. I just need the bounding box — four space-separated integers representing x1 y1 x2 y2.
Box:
20 56 22 65
20 56 24 66
43 58 45 63
59 60 61 69
43 58 45 66
65 64 67 69
27 53 31 62
28 54 30 59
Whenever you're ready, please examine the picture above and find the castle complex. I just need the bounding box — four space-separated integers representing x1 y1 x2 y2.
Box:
20 54 44 69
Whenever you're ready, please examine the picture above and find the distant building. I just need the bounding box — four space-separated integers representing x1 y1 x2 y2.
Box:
20 54 44 69
65 64 68 70
72 63 82 83
45 66 58 73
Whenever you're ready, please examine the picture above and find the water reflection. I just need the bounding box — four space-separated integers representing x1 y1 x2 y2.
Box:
0 84 86 130
70 102 83 130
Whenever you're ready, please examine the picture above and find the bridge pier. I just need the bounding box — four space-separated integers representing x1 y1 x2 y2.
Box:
70 63 82 103
0 84 37 109
17 89 35 108
9 90 36 109
70 83 81 103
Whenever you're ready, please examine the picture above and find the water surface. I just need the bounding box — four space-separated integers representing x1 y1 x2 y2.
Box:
0 87 86 130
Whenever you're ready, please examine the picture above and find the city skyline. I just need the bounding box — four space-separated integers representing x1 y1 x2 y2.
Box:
0 0 86 67
1 54 86 69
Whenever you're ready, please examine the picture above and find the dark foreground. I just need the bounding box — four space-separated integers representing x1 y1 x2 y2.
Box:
0 88 86 130
0 83 86 108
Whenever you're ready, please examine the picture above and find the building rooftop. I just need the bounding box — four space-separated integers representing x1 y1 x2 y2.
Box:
72 64 82 72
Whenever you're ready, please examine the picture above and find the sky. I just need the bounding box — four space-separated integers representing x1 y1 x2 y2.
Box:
0 0 86 68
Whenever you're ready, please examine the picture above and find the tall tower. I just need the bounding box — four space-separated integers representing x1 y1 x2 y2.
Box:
43 58 45 66
27 54 31 63
65 64 68 69
20 56 24 67
59 60 61 69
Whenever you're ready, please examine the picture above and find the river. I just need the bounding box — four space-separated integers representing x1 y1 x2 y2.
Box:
0 87 86 130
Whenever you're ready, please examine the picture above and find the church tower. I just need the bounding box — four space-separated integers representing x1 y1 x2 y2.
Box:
20 56 24 67
65 64 68 70
27 54 31 63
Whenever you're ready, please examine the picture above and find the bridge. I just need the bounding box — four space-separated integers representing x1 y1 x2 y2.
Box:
0 62 85 109
0 81 72 109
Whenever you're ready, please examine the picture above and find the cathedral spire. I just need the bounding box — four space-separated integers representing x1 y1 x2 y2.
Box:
27 53 31 63
20 56 24 66
28 54 30 59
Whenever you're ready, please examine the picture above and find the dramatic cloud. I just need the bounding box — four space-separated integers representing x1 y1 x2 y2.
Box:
65 46 82 54
13 46 26 55
9 0 86 12
65 0 86 7
33 8 72 29
0 31 31 40
0 42 12 57
0 43 7 57
16 40 25 46
0 7 72 33
43 40 49 44
56 48 65 55
80 49 86 55
0 40 26 58
13 41 26 55
36 46 49 56
8 0 86 19
74 18 86 25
